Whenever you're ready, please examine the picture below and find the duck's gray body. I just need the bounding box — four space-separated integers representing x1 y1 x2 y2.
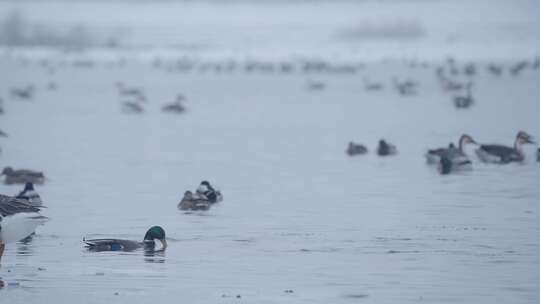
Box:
476 144 523 163
84 238 148 252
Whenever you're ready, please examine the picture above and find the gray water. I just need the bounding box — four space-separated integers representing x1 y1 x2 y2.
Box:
1 0 540 303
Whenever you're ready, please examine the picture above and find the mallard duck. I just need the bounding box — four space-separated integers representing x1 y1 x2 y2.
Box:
84 226 167 252
346 142 368 156
0 194 47 262
425 134 477 164
177 191 210 211
1 167 45 185
476 131 535 163
377 139 397 156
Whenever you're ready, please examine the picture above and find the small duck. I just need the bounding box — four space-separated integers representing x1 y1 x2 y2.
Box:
121 96 146 114
196 181 223 204
0 195 47 262
84 226 167 252
1 167 45 185
177 191 210 211
10 85 34 100
487 64 502 76
15 182 43 207
476 131 535 163
162 95 186 113
393 78 417 96
363 78 384 91
438 154 472 175
453 83 474 109
116 82 144 99
307 80 325 91
425 134 477 164
377 139 397 156
346 142 368 156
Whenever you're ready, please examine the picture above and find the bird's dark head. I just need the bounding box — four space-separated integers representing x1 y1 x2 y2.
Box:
144 226 166 241
24 182 34 191
1 167 13 175
517 131 535 144
201 181 210 187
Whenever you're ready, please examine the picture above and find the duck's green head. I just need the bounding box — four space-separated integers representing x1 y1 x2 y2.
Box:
144 226 166 241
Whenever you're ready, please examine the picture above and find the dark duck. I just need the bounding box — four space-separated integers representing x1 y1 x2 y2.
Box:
377 139 397 156
346 142 368 156
84 226 167 252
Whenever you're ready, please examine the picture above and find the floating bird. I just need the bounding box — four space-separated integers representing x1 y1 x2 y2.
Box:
162 95 186 113
1 167 45 185
84 226 167 252
121 95 145 114
116 82 144 99
0 194 47 262
463 63 476 76
487 64 502 76
177 191 210 211
510 61 528 76
377 139 397 156
15 182 43 207
425 134 477 164
346 142 368 156
307 80 325 91
476 131 535 163
453 83 474 109
10 85 34 100
438 154 472 175
393 78 417 96
363 78 384 91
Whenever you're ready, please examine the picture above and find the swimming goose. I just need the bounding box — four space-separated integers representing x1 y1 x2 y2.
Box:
0 194 47 262
377 139 397 156
346 142 368 156
425 134 476 164
1 167 45 185
476 131 535 163
84 226 167 252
